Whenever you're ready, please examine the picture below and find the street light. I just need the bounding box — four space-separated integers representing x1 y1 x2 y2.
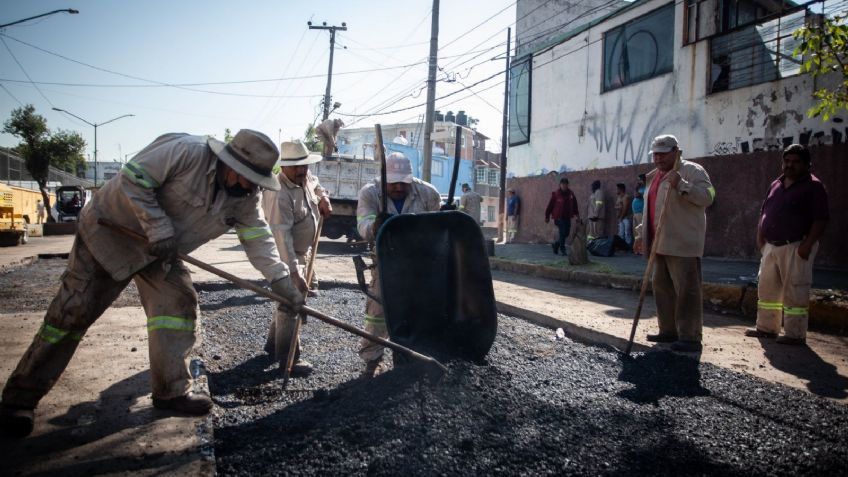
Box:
52 108 134 187
0 9 79 29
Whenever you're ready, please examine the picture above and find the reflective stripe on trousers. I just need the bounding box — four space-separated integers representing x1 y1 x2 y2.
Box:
756 242 816 340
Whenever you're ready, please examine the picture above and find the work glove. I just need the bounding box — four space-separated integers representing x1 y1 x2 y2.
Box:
440 203 457 211
271 276 305 312
148 236 178 262
372 212 393 237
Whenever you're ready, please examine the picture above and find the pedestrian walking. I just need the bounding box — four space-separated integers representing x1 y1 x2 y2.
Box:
0 130 304 438
745 144 829 345
632 174 646 255
505 188 520 243
356 152 441 378
587 180 605 240
262 141 333 376
615 183 633 248
642 134 715 353
459 183 483 225
544 177 579 255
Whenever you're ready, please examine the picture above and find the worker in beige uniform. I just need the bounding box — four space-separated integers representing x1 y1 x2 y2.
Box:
0 130 304 438
356 152 441 378
587 180 605 240
262 141 332 376
641 134 715 352
459 183 483 225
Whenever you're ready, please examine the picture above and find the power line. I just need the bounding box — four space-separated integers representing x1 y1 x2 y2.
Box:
0 35 54 107
0 83 23 106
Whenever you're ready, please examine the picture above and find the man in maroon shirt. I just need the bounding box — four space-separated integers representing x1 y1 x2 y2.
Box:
745 144 829 345
545 177 580 255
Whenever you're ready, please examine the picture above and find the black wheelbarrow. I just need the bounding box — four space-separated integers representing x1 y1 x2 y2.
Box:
375 210 497 362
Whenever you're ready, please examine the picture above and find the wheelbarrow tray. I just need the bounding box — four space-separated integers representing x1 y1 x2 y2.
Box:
376 211 497 361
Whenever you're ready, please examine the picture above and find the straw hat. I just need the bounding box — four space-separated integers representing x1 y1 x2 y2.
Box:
208 129 280 190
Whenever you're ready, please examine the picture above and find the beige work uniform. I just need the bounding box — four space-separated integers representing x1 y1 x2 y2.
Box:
643 160 715 342
262 171 324 364
2 133 288 409
355 178 441 362
587 189 605 240
459 190 483 225
755 242 818 340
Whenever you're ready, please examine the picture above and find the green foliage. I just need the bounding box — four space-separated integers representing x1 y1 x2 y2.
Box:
3 105 87 214
224 128 234 143
303 123 322 152
793 14 848 120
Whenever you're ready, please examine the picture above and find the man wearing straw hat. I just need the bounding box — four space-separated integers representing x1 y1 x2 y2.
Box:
641 134 715 353
262 141 332 376
0 130 304 437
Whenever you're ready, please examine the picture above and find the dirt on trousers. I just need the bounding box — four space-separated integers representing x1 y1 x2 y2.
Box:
199 282 848 477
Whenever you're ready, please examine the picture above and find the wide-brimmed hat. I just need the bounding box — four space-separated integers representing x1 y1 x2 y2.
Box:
208 129 280 191
650 134 679 153
384 152 413 184
279 140 323 166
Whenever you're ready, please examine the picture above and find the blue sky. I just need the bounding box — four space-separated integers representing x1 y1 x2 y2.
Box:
1 0 515 165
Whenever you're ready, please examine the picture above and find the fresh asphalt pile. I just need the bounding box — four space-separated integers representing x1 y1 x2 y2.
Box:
199 281 848 476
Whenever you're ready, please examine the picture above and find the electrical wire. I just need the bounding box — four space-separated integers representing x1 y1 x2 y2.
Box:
1 35 54 107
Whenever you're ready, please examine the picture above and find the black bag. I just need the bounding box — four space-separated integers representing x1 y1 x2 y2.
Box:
587 236 615 257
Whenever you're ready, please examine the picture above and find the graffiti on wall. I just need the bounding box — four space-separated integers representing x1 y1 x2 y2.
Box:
718 119 847 154
587 80 701 166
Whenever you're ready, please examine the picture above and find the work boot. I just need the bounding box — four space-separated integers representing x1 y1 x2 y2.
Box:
646 333 677 343
152 392 213 415
360 358 386 379
670 340 703 352
289 359 314 378
0 405 34 438
744 328 777 339
776 336 806 346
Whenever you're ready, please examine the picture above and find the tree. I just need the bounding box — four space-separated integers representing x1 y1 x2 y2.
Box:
3 105 87 219
224 128 234 143
303 123 322 153
794 13 848 120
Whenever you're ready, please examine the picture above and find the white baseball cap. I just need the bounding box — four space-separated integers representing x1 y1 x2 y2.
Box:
384 152 413 184
650 134 679 153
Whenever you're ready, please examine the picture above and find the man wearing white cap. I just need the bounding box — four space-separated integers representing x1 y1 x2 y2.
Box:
262 141 332 376
0 130 304 437
355 152 441 377
641 134 715 353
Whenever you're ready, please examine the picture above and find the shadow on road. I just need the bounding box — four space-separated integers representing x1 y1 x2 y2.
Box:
758 338 848 399
616 351 711 405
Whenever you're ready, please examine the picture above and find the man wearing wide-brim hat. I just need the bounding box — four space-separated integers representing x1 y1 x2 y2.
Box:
0 129 305 438
262 141 332 377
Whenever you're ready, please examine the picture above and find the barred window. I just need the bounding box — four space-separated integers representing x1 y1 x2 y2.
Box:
476 168 487 184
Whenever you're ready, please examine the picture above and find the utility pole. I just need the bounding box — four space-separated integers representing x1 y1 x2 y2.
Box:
421 0 440 182
309 21 347 121
497 28 511 242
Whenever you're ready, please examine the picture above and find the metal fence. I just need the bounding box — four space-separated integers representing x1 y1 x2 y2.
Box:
0 148 94 190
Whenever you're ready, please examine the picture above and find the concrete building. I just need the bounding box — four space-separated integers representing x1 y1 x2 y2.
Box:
337 113 502 226
505 0 847 268
508 0 846 176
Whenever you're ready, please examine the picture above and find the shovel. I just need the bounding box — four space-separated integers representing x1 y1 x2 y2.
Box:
98 218 449 376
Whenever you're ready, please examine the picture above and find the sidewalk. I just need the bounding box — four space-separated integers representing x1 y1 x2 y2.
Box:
491 243 848 332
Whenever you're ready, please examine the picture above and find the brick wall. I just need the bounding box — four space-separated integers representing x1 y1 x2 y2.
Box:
508 143 847 269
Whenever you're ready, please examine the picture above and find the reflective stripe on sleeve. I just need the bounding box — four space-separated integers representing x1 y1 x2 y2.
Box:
594 201 604 205
147 316 195 332
122 160 160 189
757 300 783 311
783 306 808 316
707 186 716 200
357 214 376 224
38 323 84 344
236 226 272 241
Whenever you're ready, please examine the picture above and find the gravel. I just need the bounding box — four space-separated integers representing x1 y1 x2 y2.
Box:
199 281 848 476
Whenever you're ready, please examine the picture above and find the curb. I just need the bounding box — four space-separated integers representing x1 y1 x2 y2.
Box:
496 300 650 354
0 255 39 274
490 257 847 334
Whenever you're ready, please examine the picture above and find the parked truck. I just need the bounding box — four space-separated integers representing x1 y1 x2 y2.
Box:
312 154 380 242
0 183 41 246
